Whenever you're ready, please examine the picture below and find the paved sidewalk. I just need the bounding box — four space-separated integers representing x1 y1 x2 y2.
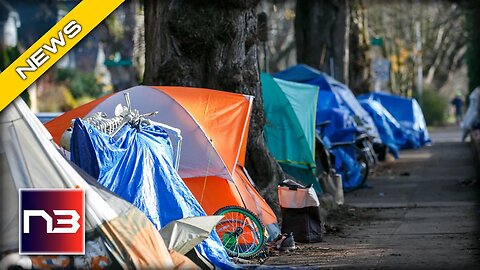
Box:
263 126 480 269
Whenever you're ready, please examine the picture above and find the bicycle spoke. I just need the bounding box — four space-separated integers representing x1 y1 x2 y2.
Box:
214 207 265 258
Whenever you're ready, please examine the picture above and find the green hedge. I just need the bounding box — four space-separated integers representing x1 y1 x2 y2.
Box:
420 90 449 126
56 68 104 99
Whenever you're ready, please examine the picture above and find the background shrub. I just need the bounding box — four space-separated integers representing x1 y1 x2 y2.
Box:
419 90 449 126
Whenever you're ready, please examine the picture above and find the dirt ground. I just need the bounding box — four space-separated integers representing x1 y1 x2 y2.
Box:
258 126 480 269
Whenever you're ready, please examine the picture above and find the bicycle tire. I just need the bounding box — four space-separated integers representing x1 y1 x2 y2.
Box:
213 206 266 259
364 140 378 167
356 153 370 188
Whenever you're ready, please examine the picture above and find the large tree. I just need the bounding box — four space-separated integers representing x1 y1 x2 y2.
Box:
257 0 297 73
102 0 140 91
295 0 350 84
465 0 480 92
349 0 371 93
143 0 285 212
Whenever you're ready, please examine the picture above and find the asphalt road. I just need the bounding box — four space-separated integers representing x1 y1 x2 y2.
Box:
262 126 480 269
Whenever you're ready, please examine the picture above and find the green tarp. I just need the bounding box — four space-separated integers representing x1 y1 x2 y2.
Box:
261 73 321 192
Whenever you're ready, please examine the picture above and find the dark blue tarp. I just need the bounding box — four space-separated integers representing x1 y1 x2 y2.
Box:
358 92 431 149
316 90 340 111
315 108 363 189
358 98 400 158
318 134 363 190
331 147 363 190
70 119 235 269
274 64 380 141
316 107 358 142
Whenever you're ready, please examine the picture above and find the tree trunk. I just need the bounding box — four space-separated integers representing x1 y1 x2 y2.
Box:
295 0 350 84
348 0 371 94
465 1 480 93
104 0 139 91
143 0 285 213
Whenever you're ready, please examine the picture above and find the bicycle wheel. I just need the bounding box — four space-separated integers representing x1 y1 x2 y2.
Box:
356 152 370 188
213 206 265 259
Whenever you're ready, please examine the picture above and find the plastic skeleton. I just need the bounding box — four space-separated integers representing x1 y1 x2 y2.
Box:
83 93 157 137
63 92 183 171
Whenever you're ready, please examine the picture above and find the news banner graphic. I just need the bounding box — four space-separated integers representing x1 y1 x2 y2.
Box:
0 0 124 111
19 189 85 255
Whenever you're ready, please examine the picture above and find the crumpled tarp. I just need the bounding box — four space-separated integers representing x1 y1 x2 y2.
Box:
358 98 400 159
331 147 363 190
315 107 358 143
358 92 431 149
319 135 363 190
313 107 361 189
70 119 235 269
274 64 380 142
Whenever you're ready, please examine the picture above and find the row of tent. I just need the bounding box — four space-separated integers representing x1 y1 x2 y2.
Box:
2 87 282 269
1 64 431 269
261 64 431 191
44 86 284 268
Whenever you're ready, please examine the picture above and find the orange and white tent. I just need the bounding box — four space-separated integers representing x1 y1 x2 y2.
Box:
45 86 279 237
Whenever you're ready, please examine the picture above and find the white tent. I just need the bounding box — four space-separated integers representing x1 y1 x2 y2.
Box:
0 98 180 269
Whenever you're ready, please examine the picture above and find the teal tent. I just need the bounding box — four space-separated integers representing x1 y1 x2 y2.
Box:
261 73 321 192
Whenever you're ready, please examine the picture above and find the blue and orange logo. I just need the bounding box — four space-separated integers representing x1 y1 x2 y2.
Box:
19 189 85 255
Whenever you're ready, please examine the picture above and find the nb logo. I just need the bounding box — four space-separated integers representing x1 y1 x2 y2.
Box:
19 189 85 255
23 210 80 234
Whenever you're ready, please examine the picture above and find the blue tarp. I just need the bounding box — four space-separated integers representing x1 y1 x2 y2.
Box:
315 107 358 143
358 92 431 149
318 134 363 190
358 99 400 158
70 119 235 269
274 64 380 141
316 90 341 111
315 108 364 189
331 147 363 190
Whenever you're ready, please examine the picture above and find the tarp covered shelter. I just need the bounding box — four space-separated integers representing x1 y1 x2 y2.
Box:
273 64 380 141
261 73 321 192
45 86 279 239
358 92 431 149
358 98 400 158
0 98 192 269
272 66 369 189
314 88 360 142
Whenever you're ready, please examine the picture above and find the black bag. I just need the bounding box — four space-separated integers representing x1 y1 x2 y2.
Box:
278 180 323 243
